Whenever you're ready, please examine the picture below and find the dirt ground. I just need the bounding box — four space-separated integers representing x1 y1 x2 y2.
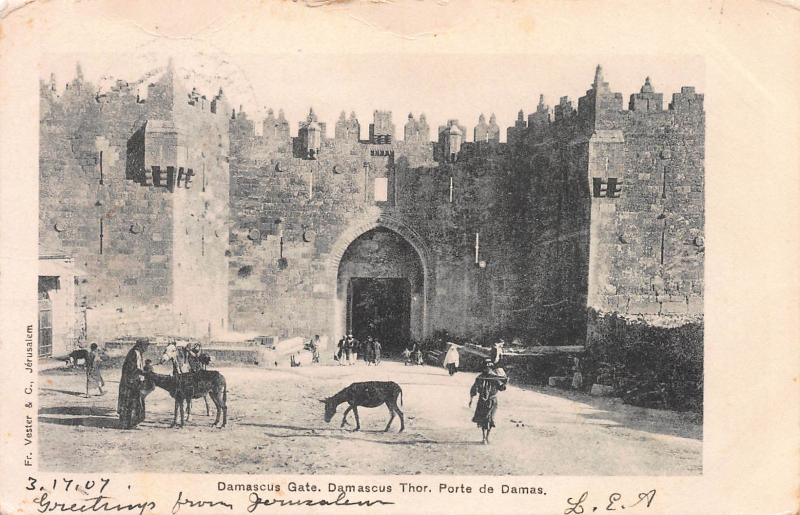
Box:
38 360 701 475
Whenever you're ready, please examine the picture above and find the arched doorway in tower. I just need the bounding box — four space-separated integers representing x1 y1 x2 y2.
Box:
336 227 424 354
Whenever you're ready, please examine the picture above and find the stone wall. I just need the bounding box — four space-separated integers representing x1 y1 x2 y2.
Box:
40 64 704 350
508 109 593 345
40 71 174 343
585 75 705 321
227 107 584 344
583 309 703 412
170 80 231 338
39 65 230 343
227 112 444 339
227 68 703 346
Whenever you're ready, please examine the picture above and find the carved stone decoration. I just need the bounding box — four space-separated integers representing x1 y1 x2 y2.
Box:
302 229 316 242
693 235 705 247
247 228 261 241
332 165 342 174
130 223 143 234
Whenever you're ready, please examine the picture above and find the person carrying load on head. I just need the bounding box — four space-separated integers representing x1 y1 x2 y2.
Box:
469 360 508 445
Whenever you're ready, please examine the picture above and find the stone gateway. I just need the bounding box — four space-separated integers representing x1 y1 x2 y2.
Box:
39 63 703 352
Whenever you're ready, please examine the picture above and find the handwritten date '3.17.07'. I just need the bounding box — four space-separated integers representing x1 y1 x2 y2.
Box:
564 490 656 514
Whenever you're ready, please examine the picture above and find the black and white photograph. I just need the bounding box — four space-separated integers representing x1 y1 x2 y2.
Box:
35 53 704 476
1 1 798 514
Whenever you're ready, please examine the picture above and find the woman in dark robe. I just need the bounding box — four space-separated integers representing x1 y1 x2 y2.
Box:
469 360 508 444
117 339 149 429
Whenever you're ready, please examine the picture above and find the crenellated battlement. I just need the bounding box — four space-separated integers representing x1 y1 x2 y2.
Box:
216 64 703 169
43 62 703 157
41 62 231 128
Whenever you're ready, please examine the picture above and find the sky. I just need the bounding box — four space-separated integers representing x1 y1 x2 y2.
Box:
41 53 704 143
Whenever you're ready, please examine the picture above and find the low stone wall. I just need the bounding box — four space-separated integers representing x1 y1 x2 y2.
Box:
103 339 311 368
582 309 703 413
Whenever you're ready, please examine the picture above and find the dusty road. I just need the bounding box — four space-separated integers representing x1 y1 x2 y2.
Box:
39 361 701 475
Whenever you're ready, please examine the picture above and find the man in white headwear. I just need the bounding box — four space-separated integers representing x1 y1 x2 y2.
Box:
490 339 504 367
443 343 460 376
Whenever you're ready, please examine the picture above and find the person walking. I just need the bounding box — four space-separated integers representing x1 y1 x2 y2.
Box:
85 342 105 397
489 339 505 367
344 334 354 365
336 336 345 364
411 341 423 365
571 357 583 390
117 339 149 429
443 342 460 376
363 336 374 365
469 360 508 444
372 338 382 365
310 335 321 364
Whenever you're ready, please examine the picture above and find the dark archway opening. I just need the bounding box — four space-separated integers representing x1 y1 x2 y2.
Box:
336 226 424 352
347 277 411 352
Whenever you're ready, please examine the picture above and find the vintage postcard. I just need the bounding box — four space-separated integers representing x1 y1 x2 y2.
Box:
0 1 798 514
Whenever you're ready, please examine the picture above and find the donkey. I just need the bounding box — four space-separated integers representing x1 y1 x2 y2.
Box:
160 342 211 418
143 362 228 428
321 381 404 432
59 346 108 368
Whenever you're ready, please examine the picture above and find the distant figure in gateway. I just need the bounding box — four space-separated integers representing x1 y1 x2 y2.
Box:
345 334 357 365
309 335 321 364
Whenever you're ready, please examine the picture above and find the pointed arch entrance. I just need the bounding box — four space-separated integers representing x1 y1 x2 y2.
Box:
327 217 432 350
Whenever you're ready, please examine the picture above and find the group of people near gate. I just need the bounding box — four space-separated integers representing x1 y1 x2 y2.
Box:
335 333 382 365
402 341 425 366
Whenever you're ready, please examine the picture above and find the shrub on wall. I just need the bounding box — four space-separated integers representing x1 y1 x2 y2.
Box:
583 310 703 414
